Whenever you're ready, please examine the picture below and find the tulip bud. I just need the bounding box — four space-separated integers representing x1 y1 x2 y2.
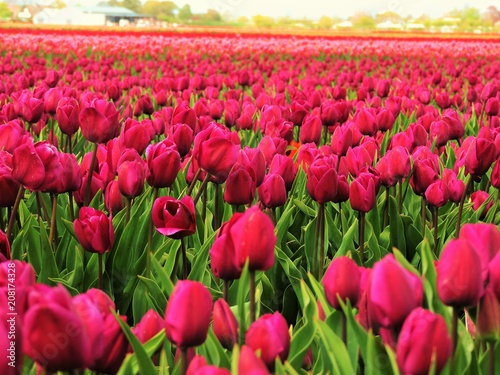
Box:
396 308 452 375
368 254 423 329
437 239 483 308
132 309 165 344
213 299 238 350
223 163 256 206
165 280 212 348
79 99 120 144
323 256 361 309
425 179 449 207
146 140 181 189
306 156 338 204
258 173 287 208
238 345 271 374
476 287 500 341
245 312 290 371
349 172 378 213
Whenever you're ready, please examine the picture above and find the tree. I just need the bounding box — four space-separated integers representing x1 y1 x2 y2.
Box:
142 1 177 20
178 4 191 21
460 7 481 31
375 11 402 24
350 12 376 30
252 14 274 28
318 15 334 29
0 2 12 20
205 9 222 22
122 0 142 13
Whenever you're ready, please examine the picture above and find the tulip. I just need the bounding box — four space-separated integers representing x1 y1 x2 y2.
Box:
171 123 194 158
459 223 500 283
490 253 500 300
349 172 378 213
152 196 196 240
120 118 154 154
91 312 129 374
0 161 20 208
323 256 361 309
209 212 244 281
132 309 165 344
471 190 493 220
300 114 322 145
230 206 276 272
55 97 80 136
117 151 148 200
464 137 496 177
193 123 240 183
368 254 423 329
146 140 181 189
186 355 231 375
238 147 266 187
425 180 449 208
238 345 271 374
306 156 338 204
476 287 500 341
410 159 439 196
12 141 45 191
437 239 483 308
245 312 290 371
258 173 287 208
74 207 115 255
331 125 353 156
268 153 297 191
104 179 124 215
223 163 256 206
23 285 92 372
442 169 465 203
396 308 452 375
79 99 120 144
165 280 212 349
355 108 377 136
213 299 238 350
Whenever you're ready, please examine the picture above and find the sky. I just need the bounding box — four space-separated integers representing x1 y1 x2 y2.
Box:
173 0 494 20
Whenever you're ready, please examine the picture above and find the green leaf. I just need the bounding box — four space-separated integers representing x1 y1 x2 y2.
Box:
315 319 355 375
137 275 167 315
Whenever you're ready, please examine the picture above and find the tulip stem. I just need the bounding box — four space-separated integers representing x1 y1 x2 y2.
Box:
338 203 343 237
432 205 438 255
249 270 256 323
181 237 188 280
452 308 459 354
456 175 473 238
68 191 75 221
318 203 325 280
125 197 132 224
146 187 159 278
180 348 188 375
6 186 24 243
193 173 211 205
398 181 403 214
322 125 329 145
83 143 99 207
488 341 495 375
383 187 390 229
223 279 229 302
49 193 58 249
359 211 365 265
98 252 103 290
186 168 202 196
421 198 426 239
341 311 347 346
214 183 221 230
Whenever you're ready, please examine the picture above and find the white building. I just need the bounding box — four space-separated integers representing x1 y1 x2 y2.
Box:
33 5 145 26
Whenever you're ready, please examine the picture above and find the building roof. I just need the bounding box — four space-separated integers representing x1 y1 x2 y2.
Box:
78 5 143 18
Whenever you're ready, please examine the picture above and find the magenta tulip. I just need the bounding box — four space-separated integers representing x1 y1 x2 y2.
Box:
152 196 196 239
165 280 212 348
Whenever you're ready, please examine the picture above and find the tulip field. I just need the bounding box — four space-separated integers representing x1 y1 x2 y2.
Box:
0 28 500 374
